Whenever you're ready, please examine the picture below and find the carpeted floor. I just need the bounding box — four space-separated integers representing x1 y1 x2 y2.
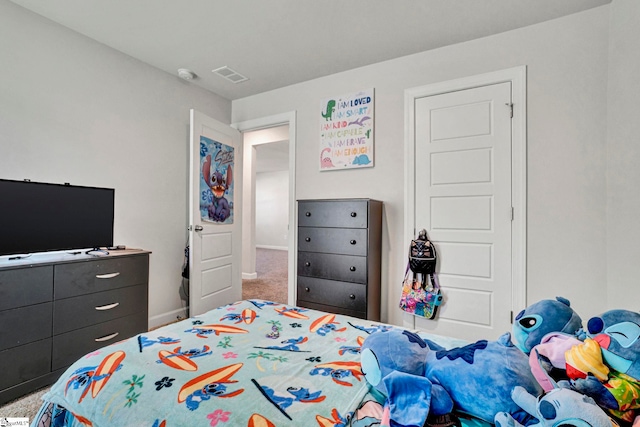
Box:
242 248 289 304
1 248 289 420
0 385 48 420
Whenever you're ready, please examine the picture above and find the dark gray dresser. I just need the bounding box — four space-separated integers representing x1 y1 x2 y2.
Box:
0 250 149 405
296 199 382 320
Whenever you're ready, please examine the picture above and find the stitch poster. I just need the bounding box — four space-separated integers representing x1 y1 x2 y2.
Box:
319 88 374 170
200 135 234 224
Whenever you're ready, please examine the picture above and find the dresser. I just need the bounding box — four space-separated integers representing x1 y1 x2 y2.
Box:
0 249 149 405
296 199 382 320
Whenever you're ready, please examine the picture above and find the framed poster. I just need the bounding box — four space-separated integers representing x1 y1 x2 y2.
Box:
319 88 374 170
200 135 234 224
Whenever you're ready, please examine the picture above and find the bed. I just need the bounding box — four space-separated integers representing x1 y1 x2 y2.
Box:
31 299 478 427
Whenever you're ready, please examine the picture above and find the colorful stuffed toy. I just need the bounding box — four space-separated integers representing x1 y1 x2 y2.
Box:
512 296 583 355
360 328 543 426
494 386 616 427
565 309 640 425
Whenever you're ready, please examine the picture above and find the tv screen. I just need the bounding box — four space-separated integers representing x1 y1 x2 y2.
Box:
0 179 114 256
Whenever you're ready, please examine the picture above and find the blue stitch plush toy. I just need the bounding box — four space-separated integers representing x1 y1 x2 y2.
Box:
512 296 583 355
494 386 616 427
564 309 640 426
360 328 543 427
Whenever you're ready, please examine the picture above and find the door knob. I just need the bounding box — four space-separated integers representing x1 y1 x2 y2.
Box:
194 225 203 231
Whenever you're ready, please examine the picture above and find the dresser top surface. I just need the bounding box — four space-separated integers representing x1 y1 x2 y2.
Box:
0 248 150 270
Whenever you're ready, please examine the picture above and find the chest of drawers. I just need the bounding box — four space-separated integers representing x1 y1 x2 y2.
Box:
0 250 149 405
296 199 382 320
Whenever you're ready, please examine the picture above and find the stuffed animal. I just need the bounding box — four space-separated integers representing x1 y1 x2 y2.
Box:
512 297 583 355
564 309 640 425
494 386 616 427
360 328 543 426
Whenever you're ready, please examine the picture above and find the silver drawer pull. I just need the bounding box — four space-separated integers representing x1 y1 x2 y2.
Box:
96 272 120 279
95 332 119 342
95 302 120 311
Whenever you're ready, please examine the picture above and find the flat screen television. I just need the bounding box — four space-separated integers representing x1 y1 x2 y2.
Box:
0 179 114 257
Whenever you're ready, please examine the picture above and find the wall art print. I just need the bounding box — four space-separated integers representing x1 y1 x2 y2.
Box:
319 88 374 171
200 135 234 224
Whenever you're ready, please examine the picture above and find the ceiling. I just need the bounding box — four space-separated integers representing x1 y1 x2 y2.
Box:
10 0 611 101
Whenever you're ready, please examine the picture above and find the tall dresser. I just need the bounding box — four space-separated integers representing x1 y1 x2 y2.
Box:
0 249 149 405
296 199 382 320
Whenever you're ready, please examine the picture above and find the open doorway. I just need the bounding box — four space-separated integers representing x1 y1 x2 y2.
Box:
240 125 290 304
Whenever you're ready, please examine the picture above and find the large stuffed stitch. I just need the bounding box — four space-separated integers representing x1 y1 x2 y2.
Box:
494 386 616 427
512 296 583 355
360 328 543 427
564 309 640 426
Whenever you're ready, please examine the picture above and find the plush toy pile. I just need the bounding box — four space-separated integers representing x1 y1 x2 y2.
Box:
361 297 639 427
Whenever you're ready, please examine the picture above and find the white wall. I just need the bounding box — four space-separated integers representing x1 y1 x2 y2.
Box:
255 170 289 249
606 0 640 310
0 1 231 327
233 6 611 326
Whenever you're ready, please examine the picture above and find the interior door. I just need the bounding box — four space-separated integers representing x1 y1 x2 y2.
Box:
189 109 242 316
414 82 512 341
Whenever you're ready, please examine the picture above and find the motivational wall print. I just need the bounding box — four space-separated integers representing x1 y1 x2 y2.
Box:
319 88 374 170
200 135 234 224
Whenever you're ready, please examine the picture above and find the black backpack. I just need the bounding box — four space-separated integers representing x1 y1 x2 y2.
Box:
408 229 437 275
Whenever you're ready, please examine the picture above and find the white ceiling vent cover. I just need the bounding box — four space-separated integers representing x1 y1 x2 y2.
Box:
212 66 249 84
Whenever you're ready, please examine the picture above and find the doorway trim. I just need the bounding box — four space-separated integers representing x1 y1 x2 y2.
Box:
233 111 297 306
404 66 527 317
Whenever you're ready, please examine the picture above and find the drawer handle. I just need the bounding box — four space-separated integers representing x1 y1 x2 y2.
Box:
95 302 120 311
350 266 356 272
305 212 311 217
305 262 311 267
350 239 357 245
350 212 357 217
305 237 311 242
349 294 356 299
96 272 120 279
95 332 119 342
305 287 310 292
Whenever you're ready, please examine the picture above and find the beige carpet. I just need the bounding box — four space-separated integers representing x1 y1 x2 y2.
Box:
242 248 289 304
0 385 48 420
0 248 288 420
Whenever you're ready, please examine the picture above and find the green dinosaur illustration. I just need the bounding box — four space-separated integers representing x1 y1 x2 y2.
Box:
321 100 336 121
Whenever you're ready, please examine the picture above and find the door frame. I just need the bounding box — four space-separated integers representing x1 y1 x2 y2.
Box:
232 111 297 306
404 66 527 320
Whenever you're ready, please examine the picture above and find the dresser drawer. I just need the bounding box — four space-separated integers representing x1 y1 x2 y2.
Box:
54 284 148 335
0 338 51 390
297 276 367 312
298 252 367 283
298 200 369 228
296 300 365 320
52 312 148 370
0 266 53 311
298 227 367 256
0 302 52 351
54 255 149 299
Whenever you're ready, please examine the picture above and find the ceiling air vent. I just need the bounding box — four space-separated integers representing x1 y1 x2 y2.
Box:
212 66 249 84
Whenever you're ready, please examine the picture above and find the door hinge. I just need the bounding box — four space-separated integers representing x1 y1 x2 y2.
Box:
510 310 514 324
505 102 514 118
511 206 514 221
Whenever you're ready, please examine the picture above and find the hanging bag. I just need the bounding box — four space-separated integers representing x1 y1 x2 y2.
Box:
399 266 442 319
399 229 442 319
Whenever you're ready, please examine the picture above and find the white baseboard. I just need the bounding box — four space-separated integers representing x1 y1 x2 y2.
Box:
256 245 287 251
148 306 188 329
242 272 258 280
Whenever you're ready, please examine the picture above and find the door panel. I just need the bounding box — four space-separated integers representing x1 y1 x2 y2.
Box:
189 109 242 316
414 82 512 341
